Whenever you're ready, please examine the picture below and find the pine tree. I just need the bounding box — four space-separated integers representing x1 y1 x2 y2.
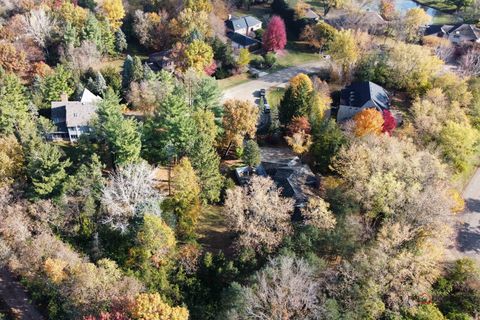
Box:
0 72 29 135
142 94 195 163
39 65 74 108
121 55 134 89
115 29 127 52
64 22 79 48
189 110 223 203
95 88 141 167
279 73 316 125
87 71 107 96
242 140 261 167
82 13 101 46
132 56 144 82
192 77 223 117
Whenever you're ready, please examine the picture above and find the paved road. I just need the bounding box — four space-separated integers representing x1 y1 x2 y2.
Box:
448 168 480 264
222 60 329 103
0 268 44 320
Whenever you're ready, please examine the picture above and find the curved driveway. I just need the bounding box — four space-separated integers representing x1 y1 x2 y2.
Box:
222 60 329 103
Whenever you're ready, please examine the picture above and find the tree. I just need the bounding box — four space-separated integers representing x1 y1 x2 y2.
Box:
301 197 336 230
382 110 397 135
286 131 313 155
403 8 431 42
94 89 141 166
142 94 195 163
222 100 259 156
67 41 101 72
262 16 287 52
127 77 174 114
131 293 189 320
0 43 27 73
279 73 315 125
327 29 359 77
132 10 171 51
224 176 294 252
236 48 251 71
129 213 176 270
169 157 202 239
39 65 74 108
439 120 479 172
189 110 223 203
190 76 223 117
0 135 24 187
459 48 480 77
227 256 323 319
353 108 385 137
300 21 336 50
447 0 473 11
0 72 29 135
311 120 346 173
170 8 211 41
22 8 56 49
183 39 214 73
379 0 396 20
242 140 261 167
100 0 125 29
114 29 127 52
101 162 163 232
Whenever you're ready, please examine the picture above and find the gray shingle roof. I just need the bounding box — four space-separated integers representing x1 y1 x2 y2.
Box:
340 81 390 109
50 89 101 128
226 16 262 32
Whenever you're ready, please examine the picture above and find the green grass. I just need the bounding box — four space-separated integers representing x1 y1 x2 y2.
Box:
413 0 456 12
217 73 250 90
267 87 286 109
233 4 272 22
196 205 234 255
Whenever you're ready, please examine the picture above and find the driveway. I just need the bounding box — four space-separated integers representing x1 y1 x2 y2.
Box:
447 168 480 264
222 60 329 103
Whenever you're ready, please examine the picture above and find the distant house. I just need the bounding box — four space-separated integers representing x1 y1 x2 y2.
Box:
303 8 320 22
234 156 318 209
424 24 480 44
147 50 175 72
49 88 101 142
325 10 386 34
226 15 262 36
337 81 390 122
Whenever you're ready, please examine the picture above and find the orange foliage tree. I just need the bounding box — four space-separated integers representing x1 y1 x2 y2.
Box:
353 108 384 137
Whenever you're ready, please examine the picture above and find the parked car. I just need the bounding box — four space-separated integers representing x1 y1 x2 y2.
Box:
264 103 271 113
260 88 266 97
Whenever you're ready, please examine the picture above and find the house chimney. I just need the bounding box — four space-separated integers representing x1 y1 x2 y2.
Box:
60 92 68 102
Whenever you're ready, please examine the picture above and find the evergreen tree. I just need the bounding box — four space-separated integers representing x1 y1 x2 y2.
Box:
64 22 79 48
310 119 346 174
39 65 74 109
189 110 223 203
242 140 261 167
87 71 107 96
0 71 29 135
95 88 141 166
114 29 127 52
121 55 134 89
132 56 144 82
192 77 223 118
142 94 195 163
82 13 102 46
279 73 316 125
98 20 116 55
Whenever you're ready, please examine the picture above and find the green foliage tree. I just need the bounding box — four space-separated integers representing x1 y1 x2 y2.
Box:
242 140 261 167
189 110 223 203
142 94 195 163
0 72 29 135
191 76 223 117
439 120 479 172
114 29 127 52
310 120 346 173
39 65 74 109
94 89 141 166
446 0 473 11
122 55 134 89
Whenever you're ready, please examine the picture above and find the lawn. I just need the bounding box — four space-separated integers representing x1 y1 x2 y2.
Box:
196 205 234 255
413 0 456 12
217 73 250 90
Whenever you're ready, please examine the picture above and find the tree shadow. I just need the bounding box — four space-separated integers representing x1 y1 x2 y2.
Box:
465 198 480 213
456 222 480 253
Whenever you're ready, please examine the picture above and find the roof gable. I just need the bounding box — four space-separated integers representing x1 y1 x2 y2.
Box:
227 16 262 31
340 81 389 109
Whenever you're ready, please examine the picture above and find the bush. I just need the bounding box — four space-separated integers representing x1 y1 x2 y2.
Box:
264 52 277 68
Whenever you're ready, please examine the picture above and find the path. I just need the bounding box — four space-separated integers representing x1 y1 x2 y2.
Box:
447 168 480 264
222 60 329 103
0 268 44 320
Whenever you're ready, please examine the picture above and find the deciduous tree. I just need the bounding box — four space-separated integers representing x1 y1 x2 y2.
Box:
222 99 259 155
327 29 359 78
381 110 397 135
131 293 189 320
262 15 287 52
353 108 384 137
183 39 214 73
224 176 294 252
100 0 125 29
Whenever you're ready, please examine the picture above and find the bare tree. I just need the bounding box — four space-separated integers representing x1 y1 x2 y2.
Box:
228 256 323 319
459 48 480 77
224 176 295 253
101 162 164 232
21 8 56 49
66 41 101 72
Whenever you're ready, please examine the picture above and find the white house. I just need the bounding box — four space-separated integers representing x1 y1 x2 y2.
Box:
226 15 262 37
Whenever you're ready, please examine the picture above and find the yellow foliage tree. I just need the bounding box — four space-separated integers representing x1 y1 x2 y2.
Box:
353 108 384 137
222 99 259 152
286 131 312 155
170 8 211 41
44 258 68 284
237 48 251 70
59 2 88 29
183 40 213 73
131 293 189 320
327 29 359 77
404 8 431 42
0 135 24 187
101 0 125 29
449 189 465 214
184 0 212 12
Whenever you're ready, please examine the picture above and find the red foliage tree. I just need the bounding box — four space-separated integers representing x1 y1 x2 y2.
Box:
262 16 287 52
204 61 217 76
83 312 130 320
382 109 397 135
287 116 311 136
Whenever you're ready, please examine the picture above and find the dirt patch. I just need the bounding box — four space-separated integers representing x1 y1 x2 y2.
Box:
196 205 235 257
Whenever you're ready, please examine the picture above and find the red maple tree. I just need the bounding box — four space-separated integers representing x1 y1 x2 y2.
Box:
382 109 397 135
262 16 287 52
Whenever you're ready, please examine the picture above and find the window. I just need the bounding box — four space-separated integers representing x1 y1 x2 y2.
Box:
70 134 78 139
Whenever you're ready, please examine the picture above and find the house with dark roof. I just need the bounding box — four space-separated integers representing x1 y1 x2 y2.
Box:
424 24 480 44
226 15 262 36
147 50 176 72
337 81 390 122
49 88 101 142
234 157 318 209
227 31 262 50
